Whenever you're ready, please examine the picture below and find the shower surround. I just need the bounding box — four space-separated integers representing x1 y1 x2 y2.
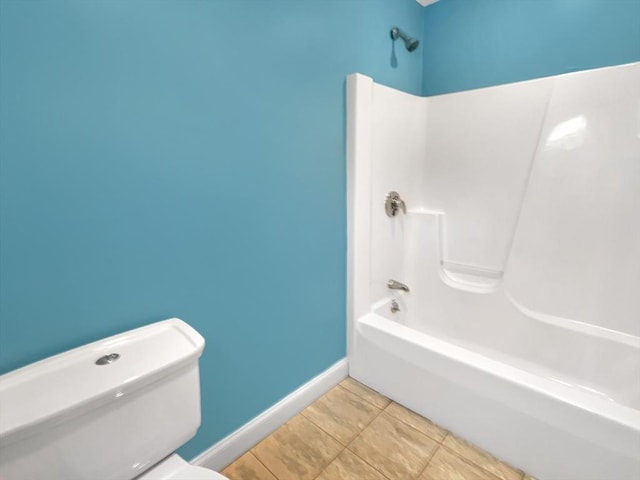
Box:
346 63 640 480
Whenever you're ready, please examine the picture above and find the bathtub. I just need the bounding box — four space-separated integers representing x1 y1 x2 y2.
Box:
350 309 640 480
346 65 640 480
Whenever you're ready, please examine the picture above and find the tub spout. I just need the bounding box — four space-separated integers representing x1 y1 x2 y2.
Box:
387 279 410 292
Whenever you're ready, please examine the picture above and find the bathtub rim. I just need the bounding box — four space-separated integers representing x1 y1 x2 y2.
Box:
357 312 640 433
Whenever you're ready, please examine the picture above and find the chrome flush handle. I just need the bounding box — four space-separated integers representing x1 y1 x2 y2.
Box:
385 191 407 217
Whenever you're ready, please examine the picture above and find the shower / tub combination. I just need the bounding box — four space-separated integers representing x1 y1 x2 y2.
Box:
346 63 640 480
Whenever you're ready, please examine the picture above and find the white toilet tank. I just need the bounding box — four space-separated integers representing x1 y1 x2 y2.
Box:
0 318 207 480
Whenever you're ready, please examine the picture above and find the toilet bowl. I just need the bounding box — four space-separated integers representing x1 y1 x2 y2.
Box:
137 454 228 480
0 318 229 480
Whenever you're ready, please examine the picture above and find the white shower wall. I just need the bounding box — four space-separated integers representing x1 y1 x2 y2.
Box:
506 65 640 338
423 77 552 273
359 62 639 345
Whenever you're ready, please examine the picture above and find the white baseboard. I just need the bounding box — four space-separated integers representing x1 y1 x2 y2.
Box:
191 358 348 471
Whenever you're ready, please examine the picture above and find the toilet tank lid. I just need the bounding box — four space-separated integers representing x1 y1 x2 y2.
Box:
0 318 205 440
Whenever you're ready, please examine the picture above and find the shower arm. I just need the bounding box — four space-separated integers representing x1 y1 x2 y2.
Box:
390 27 420 52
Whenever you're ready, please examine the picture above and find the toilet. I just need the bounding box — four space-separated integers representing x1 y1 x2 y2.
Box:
0 318 229 480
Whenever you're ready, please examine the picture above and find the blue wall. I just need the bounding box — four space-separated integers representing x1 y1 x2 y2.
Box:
422 0 640 95
0 0 423 458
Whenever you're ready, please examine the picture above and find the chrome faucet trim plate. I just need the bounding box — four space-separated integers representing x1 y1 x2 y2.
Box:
385 191 407 217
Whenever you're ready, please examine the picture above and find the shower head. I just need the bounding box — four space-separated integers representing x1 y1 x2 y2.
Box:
390 27 420 52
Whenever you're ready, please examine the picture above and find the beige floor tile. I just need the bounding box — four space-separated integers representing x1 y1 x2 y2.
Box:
252 415 342 480
302 385 381 444
316 449 388 480
349 412 439 479
222 452 277 480
420 447 501 480
340 377 391 409
385 402 448 442
442 434 522 480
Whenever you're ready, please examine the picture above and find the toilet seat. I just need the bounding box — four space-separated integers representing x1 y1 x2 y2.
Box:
136 454 228 480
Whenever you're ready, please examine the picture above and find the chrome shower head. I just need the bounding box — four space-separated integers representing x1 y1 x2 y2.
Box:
390 27 420 52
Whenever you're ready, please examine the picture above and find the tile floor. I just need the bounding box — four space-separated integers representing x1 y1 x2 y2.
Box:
222 377 535 480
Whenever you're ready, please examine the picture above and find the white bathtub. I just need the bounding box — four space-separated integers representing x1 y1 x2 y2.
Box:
350 310 640 480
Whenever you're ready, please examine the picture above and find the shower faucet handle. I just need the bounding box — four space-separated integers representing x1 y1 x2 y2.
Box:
385 191 407 217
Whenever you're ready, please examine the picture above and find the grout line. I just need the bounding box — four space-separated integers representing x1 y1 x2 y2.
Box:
383 401 450 445
305 384 391 480
339 404 447 480
318 442 348 479
249 416 345 480
349 406 446 480
347 397 387 447
302 400 382 446
262 382 382 480
243 381 529 480
412 437 441 480
292 402 349 480
344 447 393 480
246 451 280 480
302 383 385 447
343 406 394 480
439 434 524 480
311 443 348 480
415 442 442 479
311 399 354 480
415 425 448 479
437 443 508 480
339 377 392 409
